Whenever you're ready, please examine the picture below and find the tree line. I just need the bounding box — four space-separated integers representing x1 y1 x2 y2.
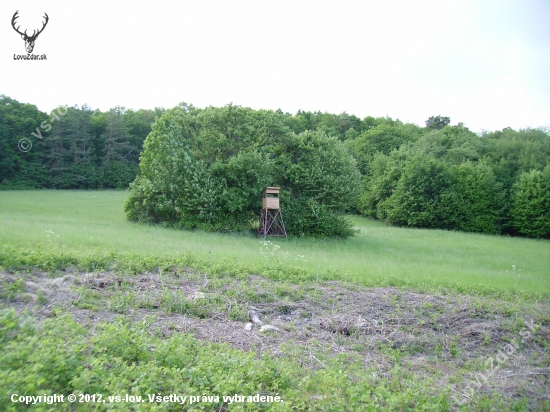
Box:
350 122 550 238
1 95 548 238
0 95 165 190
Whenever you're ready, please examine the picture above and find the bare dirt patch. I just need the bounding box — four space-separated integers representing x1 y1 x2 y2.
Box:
1 269 549 409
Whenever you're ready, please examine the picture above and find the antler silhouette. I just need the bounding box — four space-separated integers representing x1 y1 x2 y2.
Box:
11 11 49 53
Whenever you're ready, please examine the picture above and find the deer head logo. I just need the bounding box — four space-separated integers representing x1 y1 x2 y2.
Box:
11 11 49 54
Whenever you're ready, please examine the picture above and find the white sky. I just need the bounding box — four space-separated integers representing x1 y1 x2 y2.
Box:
1 0 549 133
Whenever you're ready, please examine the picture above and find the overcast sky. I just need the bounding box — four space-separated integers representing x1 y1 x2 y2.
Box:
1 0 549 133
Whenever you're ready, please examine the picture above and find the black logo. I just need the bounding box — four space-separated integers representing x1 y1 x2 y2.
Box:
11 11 49 54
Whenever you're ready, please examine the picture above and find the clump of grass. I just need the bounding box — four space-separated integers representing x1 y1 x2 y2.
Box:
0 278 26 302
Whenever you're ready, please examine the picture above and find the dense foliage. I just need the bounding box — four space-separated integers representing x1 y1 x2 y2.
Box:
358 125 550 237
0 95 164 189
0 308 292 411
1 94 549 238
123 104 361 237
510 166 550 238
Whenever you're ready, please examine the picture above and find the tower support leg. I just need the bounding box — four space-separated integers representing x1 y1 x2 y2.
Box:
256 209 287 239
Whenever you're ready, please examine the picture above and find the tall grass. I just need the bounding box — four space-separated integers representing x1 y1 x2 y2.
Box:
1 190 548 296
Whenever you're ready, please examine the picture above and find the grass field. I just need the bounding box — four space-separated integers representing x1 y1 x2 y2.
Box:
0 190 548 297
1 190 549 411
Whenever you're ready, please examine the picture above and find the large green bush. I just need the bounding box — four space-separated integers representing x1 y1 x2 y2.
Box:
124 105 361 237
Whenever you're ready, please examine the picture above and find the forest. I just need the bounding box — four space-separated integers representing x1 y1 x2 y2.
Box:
1 94 549 238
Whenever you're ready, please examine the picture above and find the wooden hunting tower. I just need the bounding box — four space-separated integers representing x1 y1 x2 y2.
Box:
257 187 287 239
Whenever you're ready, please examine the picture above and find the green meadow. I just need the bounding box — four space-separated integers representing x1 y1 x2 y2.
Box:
1 190 550 411
1 190 548 297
